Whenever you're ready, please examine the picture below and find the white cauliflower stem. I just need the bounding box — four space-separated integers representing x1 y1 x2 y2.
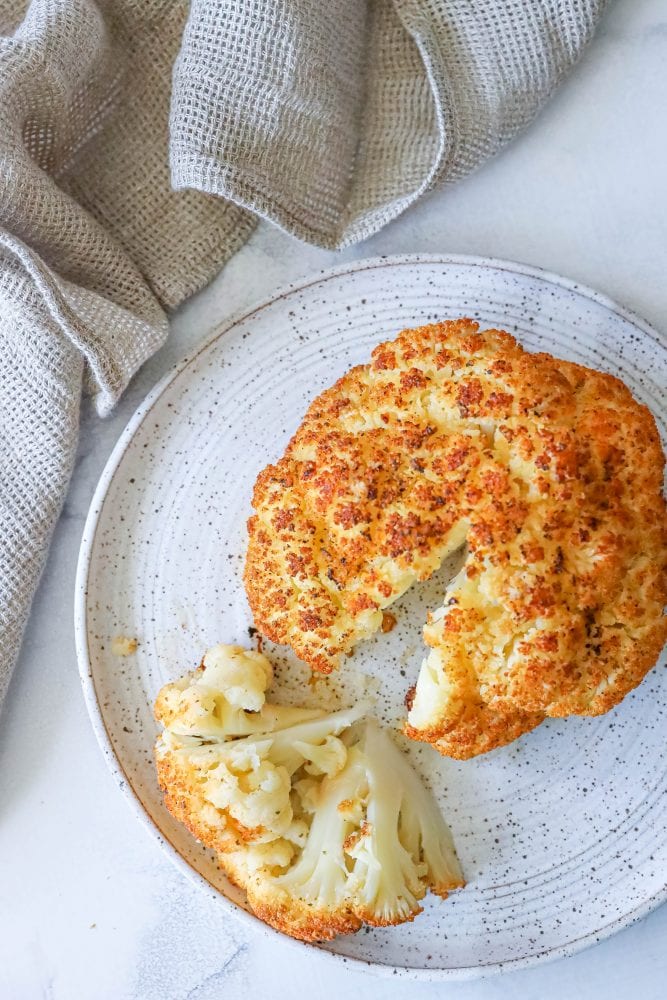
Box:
155 644 464 941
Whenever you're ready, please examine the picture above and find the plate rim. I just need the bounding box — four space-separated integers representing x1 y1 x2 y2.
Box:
74 252 667 980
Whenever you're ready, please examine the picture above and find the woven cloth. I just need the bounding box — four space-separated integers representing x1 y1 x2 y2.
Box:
0 0 606 710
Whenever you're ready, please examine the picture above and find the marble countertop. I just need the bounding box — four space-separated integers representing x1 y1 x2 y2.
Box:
2 1 666 997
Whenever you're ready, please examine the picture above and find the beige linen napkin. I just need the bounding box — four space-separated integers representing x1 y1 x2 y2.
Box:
0 0 606 709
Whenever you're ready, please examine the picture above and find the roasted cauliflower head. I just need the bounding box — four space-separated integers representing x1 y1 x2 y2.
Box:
244 320 667 759
154 645 463 941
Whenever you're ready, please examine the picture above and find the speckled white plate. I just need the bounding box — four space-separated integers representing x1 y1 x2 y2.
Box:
76 255 667 979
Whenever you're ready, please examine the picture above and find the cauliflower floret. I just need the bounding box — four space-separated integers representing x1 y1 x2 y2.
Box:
154 643 323 741
201 644 272 711
198 740 293 838
292 734 348 777
155 645 464 941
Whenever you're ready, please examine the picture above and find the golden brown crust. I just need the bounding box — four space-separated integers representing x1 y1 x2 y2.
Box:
244 893 409 942
245 320 667 758
405 702 544 761
155 745 261 853
219 855 461 941
233 871 365 941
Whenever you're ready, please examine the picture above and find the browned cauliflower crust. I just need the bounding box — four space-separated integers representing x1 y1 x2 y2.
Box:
244 320 667 759
154 646 464 942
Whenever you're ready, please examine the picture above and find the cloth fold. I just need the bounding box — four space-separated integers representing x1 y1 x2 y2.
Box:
0 0 606 709
171 0 606 247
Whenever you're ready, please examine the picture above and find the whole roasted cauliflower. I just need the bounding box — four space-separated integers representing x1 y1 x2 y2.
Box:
244 320 667 758
155 644 463 941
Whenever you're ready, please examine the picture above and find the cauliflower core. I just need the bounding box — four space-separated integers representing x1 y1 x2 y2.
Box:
245 320 667 759
154 644 463 941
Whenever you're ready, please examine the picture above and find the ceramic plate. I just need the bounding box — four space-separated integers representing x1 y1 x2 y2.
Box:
76 255 667 979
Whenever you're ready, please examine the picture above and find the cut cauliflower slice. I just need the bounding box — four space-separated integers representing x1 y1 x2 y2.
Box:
242 720 463 939
155 644 464 941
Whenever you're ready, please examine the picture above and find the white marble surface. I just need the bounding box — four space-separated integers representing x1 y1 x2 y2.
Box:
1 0 666 997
